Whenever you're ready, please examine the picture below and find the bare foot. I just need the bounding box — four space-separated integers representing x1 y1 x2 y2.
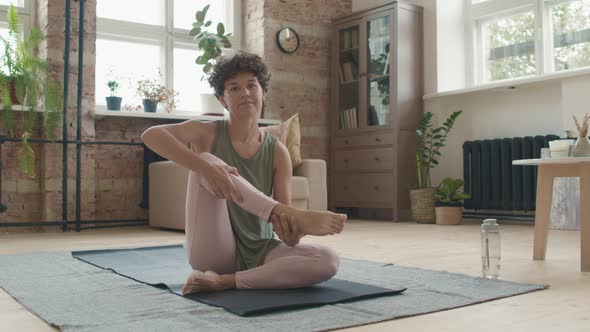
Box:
271 204 346 236
182 270 234 295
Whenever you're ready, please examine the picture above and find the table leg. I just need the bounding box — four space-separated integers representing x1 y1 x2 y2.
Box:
580 166 590 272
533 165 553 260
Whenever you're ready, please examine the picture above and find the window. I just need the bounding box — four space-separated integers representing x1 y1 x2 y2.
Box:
0 1 24 7
95 39 162 109
0 1 32 60
548 0 590 71
174 0 229 30
469 0 590 84
96 0 239 113
480 10 536 81
173 46 209 112
97 0 165 26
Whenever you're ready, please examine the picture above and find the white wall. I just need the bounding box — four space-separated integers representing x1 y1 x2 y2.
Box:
562 76 590 134
435 0 466 91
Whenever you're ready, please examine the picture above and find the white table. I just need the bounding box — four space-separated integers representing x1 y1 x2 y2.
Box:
513 157 590 272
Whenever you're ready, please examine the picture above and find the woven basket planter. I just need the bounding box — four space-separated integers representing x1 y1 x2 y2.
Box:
410 188 436 223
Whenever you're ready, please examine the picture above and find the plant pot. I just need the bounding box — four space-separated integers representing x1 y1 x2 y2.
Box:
142 99 158 113
2 76 24 105
572 136 590 157
105 96 122 111
200 93 225 116
435 206 463 225
410 188 436 223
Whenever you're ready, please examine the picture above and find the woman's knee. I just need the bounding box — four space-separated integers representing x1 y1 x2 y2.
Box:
315 246 340 280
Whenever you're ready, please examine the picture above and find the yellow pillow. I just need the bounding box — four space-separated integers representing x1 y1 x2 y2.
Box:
263 113 302 168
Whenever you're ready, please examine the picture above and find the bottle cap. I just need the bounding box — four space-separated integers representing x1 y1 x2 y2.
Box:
482 218 499 231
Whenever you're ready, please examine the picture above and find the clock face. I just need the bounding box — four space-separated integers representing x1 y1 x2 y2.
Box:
277 27 300 54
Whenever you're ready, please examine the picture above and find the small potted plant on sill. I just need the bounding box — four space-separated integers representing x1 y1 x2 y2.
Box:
434 177 471 225
136 73 177 113
106 80 122 111
411 110 462 223
190 4 232 116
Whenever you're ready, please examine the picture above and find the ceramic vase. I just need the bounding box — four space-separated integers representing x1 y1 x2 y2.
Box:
572 136 590 157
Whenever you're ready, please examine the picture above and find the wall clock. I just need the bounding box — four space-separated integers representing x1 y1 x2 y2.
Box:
276 27 300 54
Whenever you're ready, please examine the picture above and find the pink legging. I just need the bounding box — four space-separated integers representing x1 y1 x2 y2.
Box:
184 152 340 289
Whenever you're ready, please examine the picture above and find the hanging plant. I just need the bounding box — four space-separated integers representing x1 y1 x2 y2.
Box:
0 4 63 178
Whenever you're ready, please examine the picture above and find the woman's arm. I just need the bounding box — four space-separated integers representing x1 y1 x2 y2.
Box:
141 120 243 202
141 120 215 174
272 141 292 206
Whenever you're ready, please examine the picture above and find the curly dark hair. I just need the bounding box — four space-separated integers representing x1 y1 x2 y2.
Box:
207 51 271 97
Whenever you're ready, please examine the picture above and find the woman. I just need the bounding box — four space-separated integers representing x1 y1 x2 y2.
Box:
141 51 347 295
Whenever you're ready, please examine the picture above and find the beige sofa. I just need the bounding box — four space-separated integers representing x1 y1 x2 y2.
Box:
148 159 327 230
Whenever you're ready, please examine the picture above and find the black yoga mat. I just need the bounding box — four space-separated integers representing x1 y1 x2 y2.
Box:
72 245 406 316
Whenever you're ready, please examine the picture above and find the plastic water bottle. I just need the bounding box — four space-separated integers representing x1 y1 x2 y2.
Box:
481 218 501 278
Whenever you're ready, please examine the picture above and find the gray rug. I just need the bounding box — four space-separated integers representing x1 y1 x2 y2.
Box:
0 249 548 332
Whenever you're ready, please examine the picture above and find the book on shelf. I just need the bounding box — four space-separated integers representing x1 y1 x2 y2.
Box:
344 109 350 128
341 62 354 82
342 29 359 50
346 108 353 128
342 30 350 49
339 107 358 129
351 29 358 48
340 109 347 129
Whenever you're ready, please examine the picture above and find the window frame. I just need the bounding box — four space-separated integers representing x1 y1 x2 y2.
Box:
467 0 590 85
95 0 241 113
0 0 34 42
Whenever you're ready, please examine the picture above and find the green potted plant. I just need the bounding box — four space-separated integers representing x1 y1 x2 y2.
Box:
136 73 177 113
0 4 62 178
106 80 122 111
190 4 232 77
190 4 232 116
410 110 462 223
434 177 471 225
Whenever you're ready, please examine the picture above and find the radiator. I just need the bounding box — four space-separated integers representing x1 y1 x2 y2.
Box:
463 135 560 212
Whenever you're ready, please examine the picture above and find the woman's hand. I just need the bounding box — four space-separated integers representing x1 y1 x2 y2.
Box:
270 213 301 247
202 163 243 203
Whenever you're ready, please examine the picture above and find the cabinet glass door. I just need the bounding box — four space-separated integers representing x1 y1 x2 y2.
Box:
366 15 390 128
338 25 360 130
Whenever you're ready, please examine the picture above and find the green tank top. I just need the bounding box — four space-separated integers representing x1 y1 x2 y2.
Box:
211 120 280 270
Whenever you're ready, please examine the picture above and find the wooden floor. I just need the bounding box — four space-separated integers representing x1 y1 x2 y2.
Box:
1 220 589 331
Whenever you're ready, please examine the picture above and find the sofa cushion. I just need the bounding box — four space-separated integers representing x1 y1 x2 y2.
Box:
149 161 189 230
262 114 302 168
291 176 309 200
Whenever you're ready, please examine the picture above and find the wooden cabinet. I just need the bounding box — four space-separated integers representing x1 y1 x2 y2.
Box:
329 2 423 221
